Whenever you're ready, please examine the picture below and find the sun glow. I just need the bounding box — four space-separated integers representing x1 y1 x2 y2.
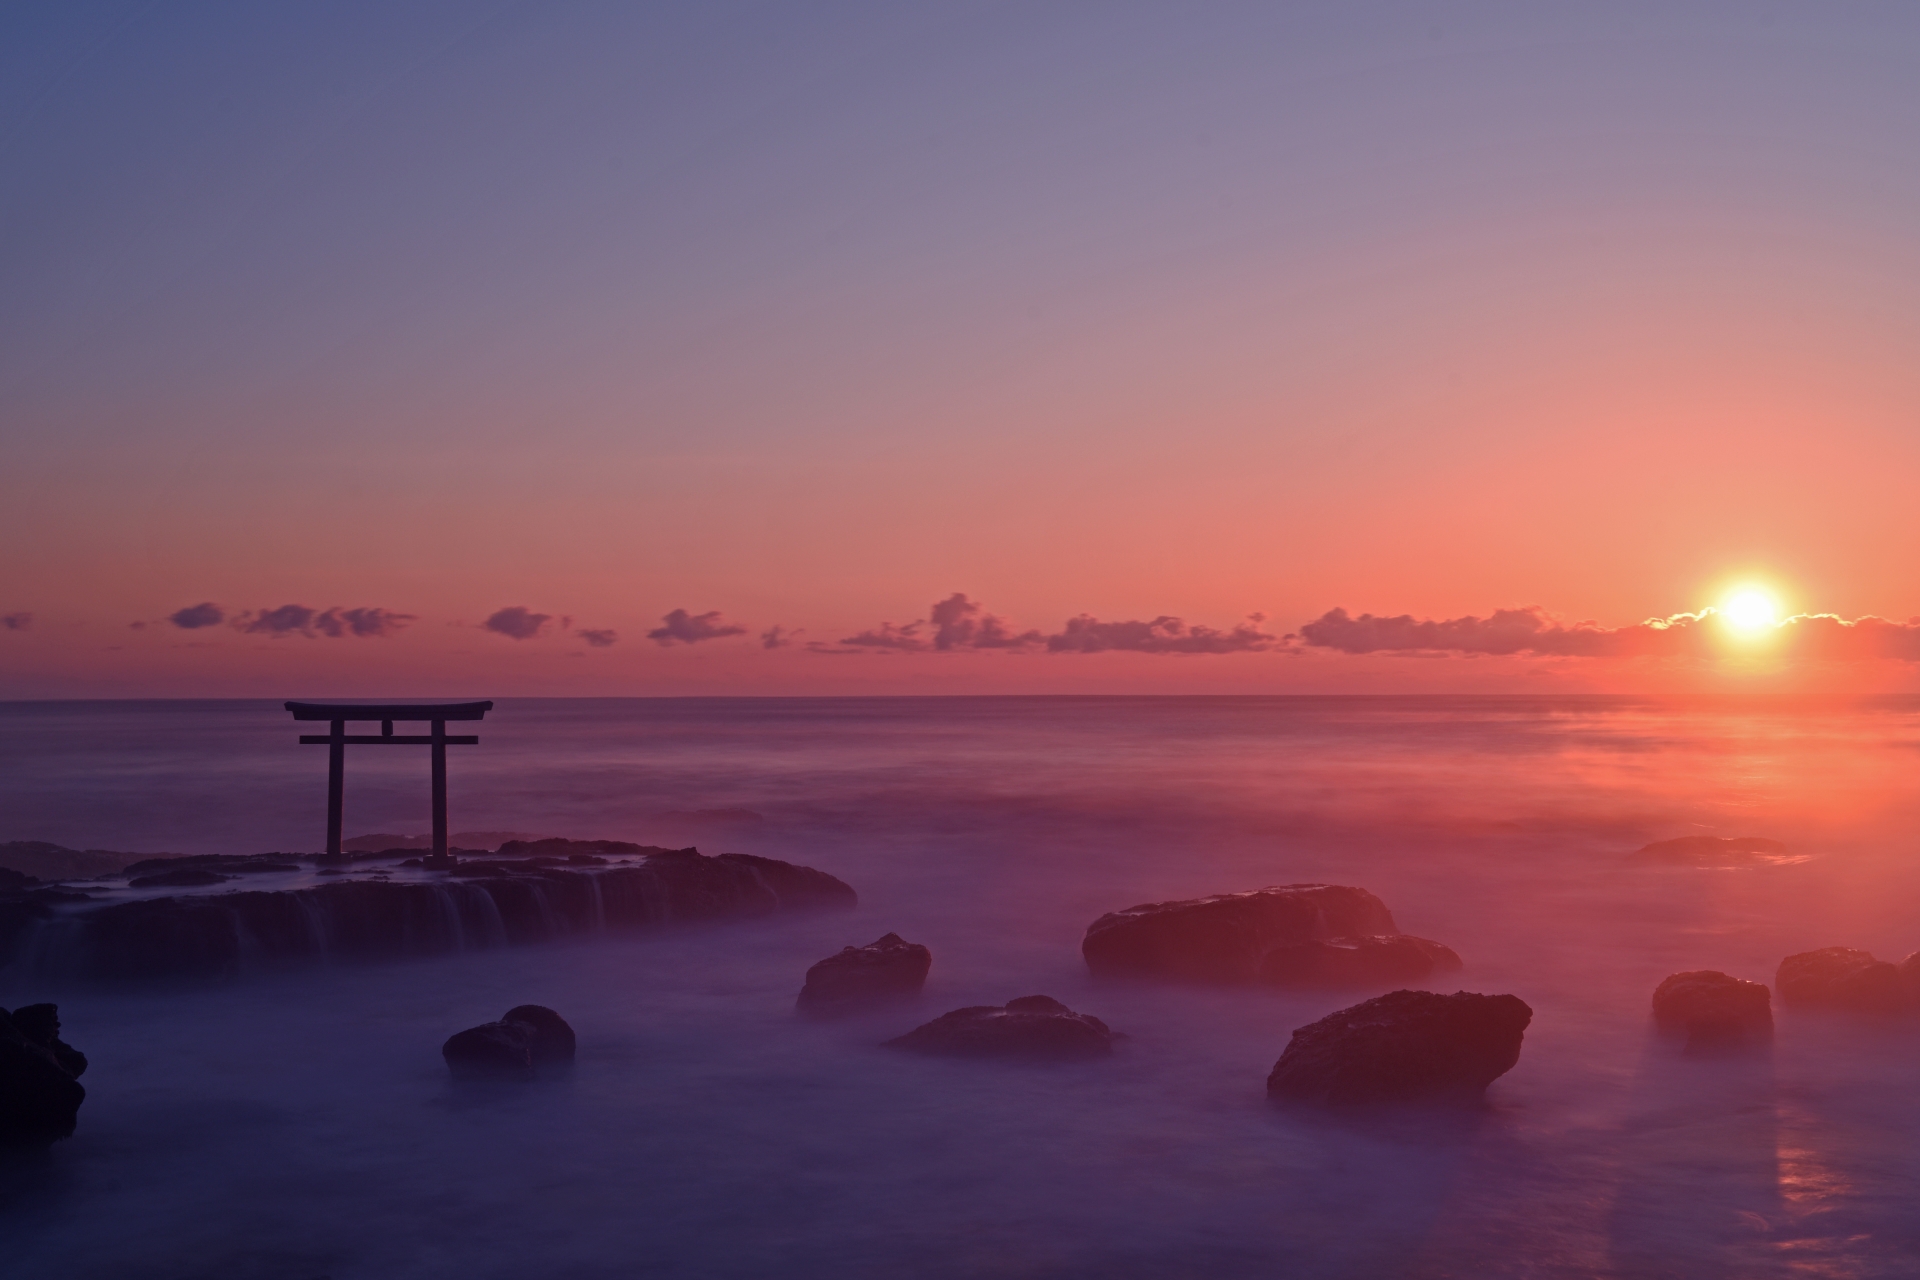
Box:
1721 589 1780 632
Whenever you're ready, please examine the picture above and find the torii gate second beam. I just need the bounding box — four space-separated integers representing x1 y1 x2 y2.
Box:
285 701 495 860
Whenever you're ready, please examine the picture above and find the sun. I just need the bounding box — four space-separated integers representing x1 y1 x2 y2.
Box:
1720 589 1780 632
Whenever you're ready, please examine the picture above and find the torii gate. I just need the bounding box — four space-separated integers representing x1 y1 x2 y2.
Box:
285 701 495 860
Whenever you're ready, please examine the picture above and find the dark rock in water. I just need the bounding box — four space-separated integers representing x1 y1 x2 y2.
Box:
1267 989 1532 1106
885 995 1113 1059
0 1003 86 1144
1630 836 1795 866
1259 934 1463 988
0 867 40 892
0 841 156 880
1775 948 1903 1013
1082 884 1403 983
1651 971 1772 1049
41 845 856 980
496 838 655 859
1898 952 1920 1007
443 1020 535 1081
501 1005 575 1065
121 854 303 876
127 868 234 889
797 933 932 1015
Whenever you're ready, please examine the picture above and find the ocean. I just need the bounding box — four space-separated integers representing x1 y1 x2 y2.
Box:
4 695 1920 1278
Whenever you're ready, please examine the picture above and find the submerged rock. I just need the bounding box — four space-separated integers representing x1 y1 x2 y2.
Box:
1082 885 1413 984
443 1021 536 1081
885 995 1114 1059
502 1005 576 1065
1630 836 1795 866
1266 989 1532 1106
1258 935 1463 988
33 846 857 980
0 1003 86 1144
1651 971 1772 1049
797 933 932 1016
1775 948 1904 1013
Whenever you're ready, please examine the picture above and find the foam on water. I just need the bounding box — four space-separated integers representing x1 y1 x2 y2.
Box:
5 696 1920 1278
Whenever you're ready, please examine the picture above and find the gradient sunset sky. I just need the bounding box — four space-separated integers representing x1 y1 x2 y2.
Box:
7 3 1920 697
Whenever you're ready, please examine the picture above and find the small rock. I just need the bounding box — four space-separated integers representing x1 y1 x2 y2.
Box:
885 995 1114 1059
1082 884 1402 983
797 932 932 1015
0 1004 86 1145
1630 836 1795 866
1266 989 1532 1106
1259 935 1463 988
1651 971 1772 1050
442 1021 535 1080
501 1005 575 1065
1775 948 1903 1014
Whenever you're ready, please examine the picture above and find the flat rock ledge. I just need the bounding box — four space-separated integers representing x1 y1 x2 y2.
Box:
1651 971 1772 1050
1776 947 1908 1014
885 995 1114 1060
1630 836 1799 866
797 932 932 1016
1267 989 1532 1106
1082 884 1461 987
8 842 856 980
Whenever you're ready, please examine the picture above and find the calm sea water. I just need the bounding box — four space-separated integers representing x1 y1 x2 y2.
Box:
5 696 1920 1278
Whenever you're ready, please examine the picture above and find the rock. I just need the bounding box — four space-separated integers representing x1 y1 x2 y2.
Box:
1266 989 1532 1106
1899 952 1920 1007
0 1004 86 1144
1630 836 1795 866
501 1005 575 1065
123 855 303 877
885 995 1114 1059
40 845 856 980
126 868 234 889
1775 947 1904 1013
0 841 154 880
1651 971 1772 1049
1082 884 1404 983
1258 935 1463 988
797 933 932 1015
442 1020 535 1080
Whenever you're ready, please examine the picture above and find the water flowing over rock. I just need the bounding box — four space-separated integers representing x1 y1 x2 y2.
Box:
1266 989 1532 1106
1775 948 1904 1013
797 933 932 1016
1081 885 1421 984
1651 971 1773 1050
13 845 856 981
0 1003 86 1145
885 996 1114 1059
1258 935 1463 988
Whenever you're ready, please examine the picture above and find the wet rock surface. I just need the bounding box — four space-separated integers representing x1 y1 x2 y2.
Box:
25 845 856 980
1651 971 1773 1049
1630 836 1797 866
443 1020 536 1081
885 996 1114 1059
0 1003 86 1145
1266 989 1532 1106
126 868 235 889
501 1005 576 1065
1258 934 1463 988
1082 884 1420 984
798 933 932 1015
1776 947 1904 1013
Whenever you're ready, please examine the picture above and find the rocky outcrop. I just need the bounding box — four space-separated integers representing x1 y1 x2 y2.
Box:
0 841 155 880
1266 989 1532 1106
0 1003 86 1144
1258 935 1462 988
31 846 856 980
122 855 303 877
127 868 235 889
885 996 1114 1059
797 933 932 1016
1630 836 1794 866
501 1005 575 1065
1651 971 1772 1049
1082 885 1421 984
443 1020 536 1080
1775 948 1904 1013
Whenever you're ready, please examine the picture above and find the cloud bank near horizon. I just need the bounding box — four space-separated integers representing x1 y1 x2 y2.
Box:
232 605 414 638
823 593 1280 656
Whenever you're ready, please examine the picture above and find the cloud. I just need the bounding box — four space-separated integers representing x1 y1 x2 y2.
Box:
2 612 30 631
1046 612 1280 654
837 620 928 651
234 604 415 638
484 606 551 640
930 593 1043 651
761 624 800 649
169 602 225 629
576 628 619 648
647 608 748 646
1296 606 1920 661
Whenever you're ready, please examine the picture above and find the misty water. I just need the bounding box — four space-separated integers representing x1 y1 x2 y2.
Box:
5 696 1920 1278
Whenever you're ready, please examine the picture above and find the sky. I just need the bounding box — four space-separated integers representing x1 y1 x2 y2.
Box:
7 2 1920 697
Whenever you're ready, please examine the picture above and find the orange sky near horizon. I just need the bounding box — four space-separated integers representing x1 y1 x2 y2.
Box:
7 5 1920 698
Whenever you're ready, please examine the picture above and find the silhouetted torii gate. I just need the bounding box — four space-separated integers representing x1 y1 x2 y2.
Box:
285 701 494 859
